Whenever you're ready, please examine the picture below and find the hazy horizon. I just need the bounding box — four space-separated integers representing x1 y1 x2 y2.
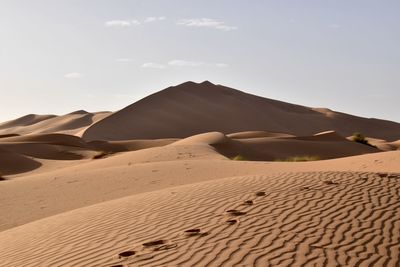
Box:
1 0 399 123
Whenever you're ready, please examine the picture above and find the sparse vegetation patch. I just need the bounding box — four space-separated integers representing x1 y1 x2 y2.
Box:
278 155 321 162
352 132 376 147
231 155 246 161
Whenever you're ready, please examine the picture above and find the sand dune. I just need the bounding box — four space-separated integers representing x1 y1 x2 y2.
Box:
0 110 111 136
0 135 398 232
0 170 399 266
227 131 295 139
87 139 178 153
0 147 42 175
82 81 400 141
213 131 378 161
0 133 89 147
0 114 56 130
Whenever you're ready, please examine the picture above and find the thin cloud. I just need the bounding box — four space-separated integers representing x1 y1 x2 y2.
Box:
177 18 237 31
105 20 133 27
141 62 166 69
144 16 166 23
64 72 83 79
106 18 164 27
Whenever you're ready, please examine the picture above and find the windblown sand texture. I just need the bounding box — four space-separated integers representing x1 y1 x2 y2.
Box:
1 81 400 267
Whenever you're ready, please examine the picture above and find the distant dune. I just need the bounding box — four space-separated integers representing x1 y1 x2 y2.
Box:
0 110 111 136
82 81 400 141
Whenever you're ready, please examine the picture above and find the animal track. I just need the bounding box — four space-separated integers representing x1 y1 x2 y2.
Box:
255 191 266 196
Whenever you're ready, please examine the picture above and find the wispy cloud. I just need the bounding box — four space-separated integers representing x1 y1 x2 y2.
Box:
64 72 83 79
177 18 237 31
115 58 133 62
144 16 166 23
105 20 140 27
141 62 166 69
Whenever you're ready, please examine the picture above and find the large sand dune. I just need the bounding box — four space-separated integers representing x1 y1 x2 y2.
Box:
82 81 400 141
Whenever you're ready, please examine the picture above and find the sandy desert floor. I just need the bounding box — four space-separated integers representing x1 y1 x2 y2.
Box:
0 130 400 266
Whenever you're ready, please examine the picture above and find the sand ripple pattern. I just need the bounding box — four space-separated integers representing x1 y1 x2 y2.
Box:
0 172 399 267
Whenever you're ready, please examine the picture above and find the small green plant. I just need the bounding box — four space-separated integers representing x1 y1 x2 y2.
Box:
231 155 246 161
352 132 369 145
352 132 376 147
277 155 321 162
92 151 110 159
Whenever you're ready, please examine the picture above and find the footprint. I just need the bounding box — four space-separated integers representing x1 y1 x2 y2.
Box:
142 240 165 247
377 172 388 178
323 180 339 185
226 209 247 216
184 229 201 236
184 229 208 237
110 265 124 267
388 174 400 179
243 200 254 205
226 219 238 225
118 250 135 259
255 191 266 196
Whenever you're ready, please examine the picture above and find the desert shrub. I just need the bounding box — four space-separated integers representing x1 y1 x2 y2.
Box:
279 155 321 162
352 132 369 145
231 155 246 161
352 132 376 147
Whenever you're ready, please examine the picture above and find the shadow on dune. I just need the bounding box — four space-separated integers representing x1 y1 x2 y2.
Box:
0 148 42 176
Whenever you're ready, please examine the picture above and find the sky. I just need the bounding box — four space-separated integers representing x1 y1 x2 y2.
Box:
1 0 399 123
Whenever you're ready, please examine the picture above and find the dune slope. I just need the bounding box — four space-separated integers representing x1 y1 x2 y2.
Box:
82 81 400 141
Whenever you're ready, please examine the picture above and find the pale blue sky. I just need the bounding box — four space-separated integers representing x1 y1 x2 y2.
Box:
1 0 399 122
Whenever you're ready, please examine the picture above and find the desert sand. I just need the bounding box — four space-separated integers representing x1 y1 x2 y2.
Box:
0 81 399 267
